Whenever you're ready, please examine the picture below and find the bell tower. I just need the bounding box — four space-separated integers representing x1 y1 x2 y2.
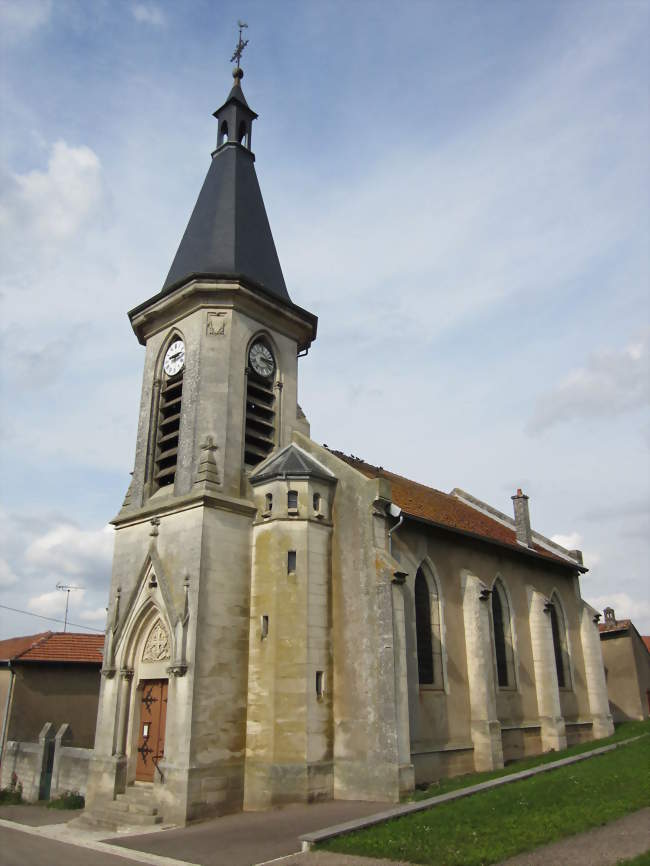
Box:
84 51 317 827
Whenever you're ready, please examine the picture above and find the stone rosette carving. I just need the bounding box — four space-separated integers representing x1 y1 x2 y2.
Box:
142 620 170 662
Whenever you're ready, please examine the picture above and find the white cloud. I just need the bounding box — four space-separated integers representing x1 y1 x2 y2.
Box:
0 140 102 243
78 606 109 623
131 3 165 27
551 532 582 551
25 523 114 579
27 589 63 616
528 334 649 434
551 532 600 568
0 0 51 41
0 558 18 588
586 592 650 633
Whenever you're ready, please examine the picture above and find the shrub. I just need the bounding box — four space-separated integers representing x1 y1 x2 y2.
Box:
0 787 23 804
46 791 85 810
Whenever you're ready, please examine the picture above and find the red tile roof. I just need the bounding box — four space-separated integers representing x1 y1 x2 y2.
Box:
10 632 104 664
0 632 50 662
599 620 631 635
327 449 578 570
643 637 650 654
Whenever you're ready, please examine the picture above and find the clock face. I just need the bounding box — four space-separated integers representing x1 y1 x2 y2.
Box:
163 340 185 376
249 342 275 378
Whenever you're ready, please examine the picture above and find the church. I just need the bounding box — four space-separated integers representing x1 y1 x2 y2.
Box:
82 60 613 829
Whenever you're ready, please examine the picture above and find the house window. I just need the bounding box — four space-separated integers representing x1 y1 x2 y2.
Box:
287 490 298 511
152 338 184 492
550 596 570 688
287 550 296 573
491 580 514 688
313 492 321 513
264 492 273 513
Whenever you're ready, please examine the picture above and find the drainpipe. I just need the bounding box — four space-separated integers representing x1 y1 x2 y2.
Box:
387 503 403 557
0 662 15 766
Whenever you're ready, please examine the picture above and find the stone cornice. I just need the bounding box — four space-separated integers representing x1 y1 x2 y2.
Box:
111 488 257 528
128 278 317 351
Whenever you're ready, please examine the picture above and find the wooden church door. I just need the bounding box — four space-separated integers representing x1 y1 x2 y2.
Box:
135 679 168 782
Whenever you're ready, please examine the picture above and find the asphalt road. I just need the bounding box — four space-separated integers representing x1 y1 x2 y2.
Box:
109 800 387 866
0 824 143 866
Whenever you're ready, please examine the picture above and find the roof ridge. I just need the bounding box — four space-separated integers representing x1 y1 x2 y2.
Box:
324 448 447 495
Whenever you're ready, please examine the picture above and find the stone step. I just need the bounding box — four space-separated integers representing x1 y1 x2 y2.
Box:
114 794 159 815
96 806 163 827
124 783 154 800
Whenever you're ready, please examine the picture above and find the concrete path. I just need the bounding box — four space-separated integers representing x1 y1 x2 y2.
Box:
0 823 141 866
0 803 83 826
495 806 650 866
108 800 386 866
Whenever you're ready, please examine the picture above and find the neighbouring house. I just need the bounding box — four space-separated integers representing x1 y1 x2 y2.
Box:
0 631 103 800
599 608 650 722
79 64 614 831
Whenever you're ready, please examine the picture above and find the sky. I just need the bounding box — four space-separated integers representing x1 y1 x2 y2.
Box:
0 0 648 640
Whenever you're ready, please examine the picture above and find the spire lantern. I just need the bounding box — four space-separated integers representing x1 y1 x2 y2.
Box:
214 21 256 151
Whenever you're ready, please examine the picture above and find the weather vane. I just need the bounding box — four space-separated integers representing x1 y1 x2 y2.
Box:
230 21 249 69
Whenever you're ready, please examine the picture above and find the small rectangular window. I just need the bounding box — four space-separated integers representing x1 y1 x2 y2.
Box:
261 615 269 640
287 490 298 511
287 550 296 573
264 492 273 514
313 492 321 512
316 670 325 699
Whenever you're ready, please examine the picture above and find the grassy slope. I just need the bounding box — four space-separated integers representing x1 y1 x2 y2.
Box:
321 731 650 866
411 719 650 801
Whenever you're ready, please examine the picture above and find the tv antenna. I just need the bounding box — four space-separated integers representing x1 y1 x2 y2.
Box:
56 583 83 632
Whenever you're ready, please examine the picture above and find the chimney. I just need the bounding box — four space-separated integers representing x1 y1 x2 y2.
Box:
511 488 533 547
604 607 616 625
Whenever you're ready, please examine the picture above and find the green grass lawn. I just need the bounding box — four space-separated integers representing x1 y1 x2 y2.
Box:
617 854 650 866
409 719 650 801
320 729 650 866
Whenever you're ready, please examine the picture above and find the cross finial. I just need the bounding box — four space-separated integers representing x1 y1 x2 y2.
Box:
230 21 249 75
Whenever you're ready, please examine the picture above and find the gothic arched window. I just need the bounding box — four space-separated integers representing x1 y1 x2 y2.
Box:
491 580 514 688
414 565 443 686
550 594 570 689
150 334 184 493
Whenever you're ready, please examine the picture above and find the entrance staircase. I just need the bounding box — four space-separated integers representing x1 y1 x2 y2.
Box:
87 782 163 831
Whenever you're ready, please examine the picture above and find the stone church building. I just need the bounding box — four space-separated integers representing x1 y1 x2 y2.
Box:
83 69 613 828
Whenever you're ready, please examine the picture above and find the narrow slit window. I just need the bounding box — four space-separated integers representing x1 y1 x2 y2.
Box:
264 492 273 513
492 587 509 687
287 550 296 573
313 492 321 513
415 568 434 685
261 615 269 640
550 599 569 688
288 490 298 511
316 670 325 699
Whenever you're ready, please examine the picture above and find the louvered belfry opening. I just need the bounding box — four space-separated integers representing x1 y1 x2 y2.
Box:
154 370 184 490
244 370 275 468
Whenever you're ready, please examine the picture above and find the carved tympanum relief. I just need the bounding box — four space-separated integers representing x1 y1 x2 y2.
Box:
142 619 170 662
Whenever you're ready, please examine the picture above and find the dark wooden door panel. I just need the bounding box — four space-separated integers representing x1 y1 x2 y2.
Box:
135 679 168 782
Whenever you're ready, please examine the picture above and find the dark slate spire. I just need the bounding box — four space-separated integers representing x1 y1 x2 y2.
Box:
161 67 290 302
